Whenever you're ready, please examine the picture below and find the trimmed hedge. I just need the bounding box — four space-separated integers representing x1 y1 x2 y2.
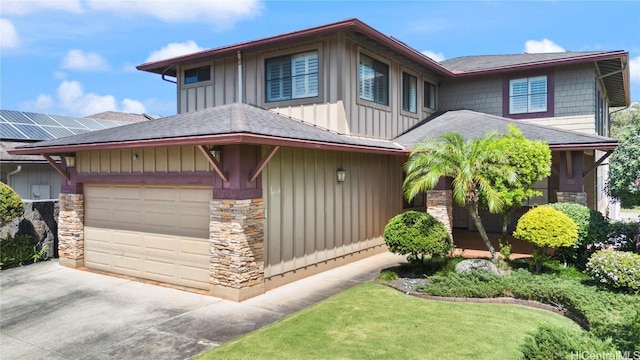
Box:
383 211 452 262
586 250 640 293
513 207 578 249
0 182 24 225
520 324 618 360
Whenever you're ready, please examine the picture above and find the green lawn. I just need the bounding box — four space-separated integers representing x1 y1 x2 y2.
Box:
193 282 580 360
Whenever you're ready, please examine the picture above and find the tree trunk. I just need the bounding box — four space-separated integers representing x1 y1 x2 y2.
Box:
468 203 499 263
501 213 510 243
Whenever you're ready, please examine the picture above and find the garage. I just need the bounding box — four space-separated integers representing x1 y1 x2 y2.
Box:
84 184 212 290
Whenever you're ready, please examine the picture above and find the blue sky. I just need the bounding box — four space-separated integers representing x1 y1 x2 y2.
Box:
1 0 639 117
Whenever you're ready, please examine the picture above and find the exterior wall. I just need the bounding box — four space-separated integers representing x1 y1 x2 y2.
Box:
1 164 62 200
58 193 84 268
554 65 596 117
176 31 436 140
76 146 211 173
262 147 403 279
521 115 595 134
438 75 503 115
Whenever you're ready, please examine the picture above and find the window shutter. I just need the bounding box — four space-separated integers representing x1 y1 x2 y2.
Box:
509 78 528 114
528 76 547 112
266 57 291 102
359 54 375 101
373 60 388 105
291 51 318 99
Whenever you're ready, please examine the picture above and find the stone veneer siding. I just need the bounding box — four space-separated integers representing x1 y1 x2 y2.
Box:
58 193 84 268
209 198 265 301
556 192 587 206
426 190 453 237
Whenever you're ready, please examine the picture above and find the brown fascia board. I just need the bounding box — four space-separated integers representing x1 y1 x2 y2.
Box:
9 133 409 156
548 142 618 151
450 51 629 77
136 18 452 77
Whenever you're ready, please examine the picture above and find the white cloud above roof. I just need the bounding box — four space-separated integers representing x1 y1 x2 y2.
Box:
87 0 262 29
524 38 565 53
629 55 640 83
421 50 445 62
145 40 204 63
0 18 20 49
1 0 83 15
61 49 111 71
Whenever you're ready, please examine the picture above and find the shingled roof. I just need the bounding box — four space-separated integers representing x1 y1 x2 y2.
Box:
394 110 618 151
11 103 404 155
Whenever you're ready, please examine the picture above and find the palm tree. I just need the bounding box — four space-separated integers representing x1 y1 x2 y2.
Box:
403 132 516 263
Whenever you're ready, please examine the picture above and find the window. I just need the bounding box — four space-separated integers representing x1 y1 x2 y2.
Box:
265 51 318 102
184 66 211 84
424 81 436 109
359 53 388 105
402 72 417 113
509 76 547 114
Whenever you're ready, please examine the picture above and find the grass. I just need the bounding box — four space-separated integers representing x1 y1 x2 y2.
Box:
193 282 580 360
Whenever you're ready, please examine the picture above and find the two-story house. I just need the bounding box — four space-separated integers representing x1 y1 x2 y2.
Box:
11 19 629 301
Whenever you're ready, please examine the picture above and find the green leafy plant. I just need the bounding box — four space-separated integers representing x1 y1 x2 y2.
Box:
0 182 24 225
499 238 513 261
383 211 453 263
608 119 640 208
547 202 610 268
520 324 619 360
603 221 640 253
513 206 579 272
0 234 46 269
377 270 398 282
586 249 640 293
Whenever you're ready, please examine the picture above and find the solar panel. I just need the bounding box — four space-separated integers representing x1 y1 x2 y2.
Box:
13 124 55 140
0 110 139 141
2 110 35 124
0 123 27 140
41 126 74 138
23 112 63 126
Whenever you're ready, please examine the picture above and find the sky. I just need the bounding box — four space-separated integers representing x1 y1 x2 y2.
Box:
1 0 639 118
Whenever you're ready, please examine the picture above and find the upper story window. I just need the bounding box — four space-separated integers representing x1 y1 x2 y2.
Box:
359 53 388 106
184 66 211 85
265 51 318 102
402 72 417 113
424 81 436 109
509 76 547 114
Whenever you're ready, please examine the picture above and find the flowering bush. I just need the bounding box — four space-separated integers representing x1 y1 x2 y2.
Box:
586 250 640 293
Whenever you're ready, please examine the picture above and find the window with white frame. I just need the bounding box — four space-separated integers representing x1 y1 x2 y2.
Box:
184 66 211 84
359 53 388 105
402 72 417 113
265 51 318 102
509 76 547 114
424 81 436 109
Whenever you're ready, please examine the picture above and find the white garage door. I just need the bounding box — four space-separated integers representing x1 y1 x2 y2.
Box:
84 184 212 290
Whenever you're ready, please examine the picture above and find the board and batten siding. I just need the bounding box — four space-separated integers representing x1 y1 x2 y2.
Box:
262 147 404 278
76 146 211 173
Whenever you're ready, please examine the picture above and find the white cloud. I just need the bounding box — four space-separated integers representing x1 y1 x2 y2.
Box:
421 50 445 62
61 49 111 71
524 38 565 53
121 98 146 114
0 18 20 48
88 0 262 29
145 40 204 63
629 55 640 83
21 94 54 112
2 0 83 15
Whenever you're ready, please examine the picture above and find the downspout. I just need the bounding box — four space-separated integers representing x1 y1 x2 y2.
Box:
6 166 22 188
161 65 177 84
237 51 243 103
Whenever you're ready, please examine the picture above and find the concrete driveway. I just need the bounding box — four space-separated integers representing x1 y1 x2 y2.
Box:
1 252 405 360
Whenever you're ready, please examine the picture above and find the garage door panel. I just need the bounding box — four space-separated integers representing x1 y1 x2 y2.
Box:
84 184 211 290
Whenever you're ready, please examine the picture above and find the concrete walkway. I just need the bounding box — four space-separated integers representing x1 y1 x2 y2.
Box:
0 252 405 360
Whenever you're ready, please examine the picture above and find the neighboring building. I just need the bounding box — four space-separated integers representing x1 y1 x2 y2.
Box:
11 19 630 301
0 110 147 199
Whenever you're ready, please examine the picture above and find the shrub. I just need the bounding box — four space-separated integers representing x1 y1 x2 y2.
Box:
0 234 47 269
383 211 453 262
586 250 640 293
520 324 619 360
547 202 610 268
0 182 24 225
513 206 579 271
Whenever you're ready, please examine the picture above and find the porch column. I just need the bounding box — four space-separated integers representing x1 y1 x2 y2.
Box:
209 145 265 301
426 178 453 238
58 165 84 268
556 150 587 206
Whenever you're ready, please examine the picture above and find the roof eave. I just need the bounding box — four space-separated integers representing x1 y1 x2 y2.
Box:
450 51 629 77
548 142 618 151
136 18 452 77
9 133 409 156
